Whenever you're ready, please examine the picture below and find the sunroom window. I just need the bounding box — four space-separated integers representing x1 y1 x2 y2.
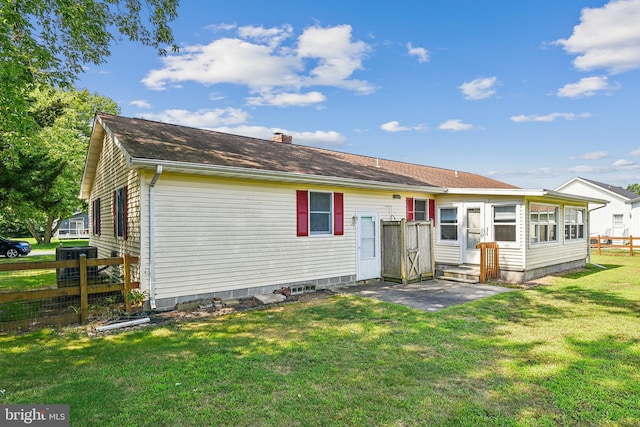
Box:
493 205 516 242
530 203 558 244
564 207 585 240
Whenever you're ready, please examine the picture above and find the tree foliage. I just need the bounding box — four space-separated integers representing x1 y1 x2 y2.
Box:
627 183 640 196
0 0 179 200
1 87 119 243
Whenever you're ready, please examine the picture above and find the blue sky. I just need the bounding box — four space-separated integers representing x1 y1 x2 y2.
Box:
78 0 640 190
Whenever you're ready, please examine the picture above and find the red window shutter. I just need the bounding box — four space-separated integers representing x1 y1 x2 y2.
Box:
93 198 101 236
113 190 117 237
406 197 414 221
429 199 436 224
123 186 129 240
296 190 309 236
334 192 344 235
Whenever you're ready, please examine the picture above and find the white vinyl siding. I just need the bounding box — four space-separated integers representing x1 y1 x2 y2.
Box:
87 133 141 259
149 175 419 299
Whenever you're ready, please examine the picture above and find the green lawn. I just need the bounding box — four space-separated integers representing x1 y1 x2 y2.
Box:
0 239 89 291
1 254 639 426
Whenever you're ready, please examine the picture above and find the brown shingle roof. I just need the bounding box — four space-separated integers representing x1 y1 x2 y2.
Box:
98 113 518 189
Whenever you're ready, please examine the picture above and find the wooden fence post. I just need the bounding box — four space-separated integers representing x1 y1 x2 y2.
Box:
400 219 407 284
631 236 634 257
79 254 88 324
123 254 132 314
597 235 601 255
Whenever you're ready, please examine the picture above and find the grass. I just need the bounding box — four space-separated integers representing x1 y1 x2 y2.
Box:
0 239 89 291
0 254 639 426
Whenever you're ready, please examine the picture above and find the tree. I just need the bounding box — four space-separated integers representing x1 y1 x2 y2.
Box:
627 183 640 196
0 0 178 204
2 87 119 244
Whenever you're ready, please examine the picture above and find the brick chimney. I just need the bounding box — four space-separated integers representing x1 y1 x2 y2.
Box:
271 132 292 144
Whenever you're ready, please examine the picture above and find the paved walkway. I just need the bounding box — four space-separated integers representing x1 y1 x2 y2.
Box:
340 280 515 312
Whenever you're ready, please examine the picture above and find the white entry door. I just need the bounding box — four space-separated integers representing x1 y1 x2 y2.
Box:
356 211 380 280
463 203 485 264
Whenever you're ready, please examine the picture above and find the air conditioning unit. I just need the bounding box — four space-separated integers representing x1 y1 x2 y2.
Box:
56 246 99 287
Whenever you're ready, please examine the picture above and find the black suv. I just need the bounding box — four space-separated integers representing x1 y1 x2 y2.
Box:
0 237 32 258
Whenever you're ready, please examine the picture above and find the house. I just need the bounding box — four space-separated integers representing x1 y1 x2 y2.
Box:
555 177 638 238
80 113 607 310
55 212 89 239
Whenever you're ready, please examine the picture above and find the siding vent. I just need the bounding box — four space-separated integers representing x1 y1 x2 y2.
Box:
290 284 317 295
290 286 304 295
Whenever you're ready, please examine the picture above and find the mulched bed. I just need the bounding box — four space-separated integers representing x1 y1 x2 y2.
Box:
88 289 338 336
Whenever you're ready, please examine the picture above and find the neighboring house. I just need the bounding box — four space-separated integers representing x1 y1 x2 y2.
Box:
55 212 89 239
555 177 639 238
80 113 606 310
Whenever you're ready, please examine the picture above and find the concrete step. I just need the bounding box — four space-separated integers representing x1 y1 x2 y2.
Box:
438 265 480 284
437 275 478 284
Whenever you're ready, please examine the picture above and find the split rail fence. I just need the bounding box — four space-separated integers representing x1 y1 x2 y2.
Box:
590 235 636 256
0 254 139 331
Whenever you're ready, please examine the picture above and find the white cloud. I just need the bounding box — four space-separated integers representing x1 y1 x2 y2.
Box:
630 148 640 156
142 38 301 91
556 76 619 98
613 159 639 169
130 99 151 109
568 165 609 173
141 108 249 128
246 91 326 107
212 125 345 147
581 151 609 160
510 112 591 122
407 43 429 63
206 23 237 32
237 24 293 47
141 24 374 105
458 77 497 100
297 24 374 94
381 121 410 132
555 0 640 73
438 119 473 131
380 120 426 132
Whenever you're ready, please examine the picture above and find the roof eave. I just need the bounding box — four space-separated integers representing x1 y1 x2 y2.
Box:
131 158 447 194
79 115 107 200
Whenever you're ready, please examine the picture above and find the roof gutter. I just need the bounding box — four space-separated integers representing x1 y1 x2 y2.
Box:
129 158 447 194
444 188 609 204
149 165 163 310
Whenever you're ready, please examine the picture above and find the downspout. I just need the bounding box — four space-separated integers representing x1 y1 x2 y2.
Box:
588 203 608 269
149 165 163 309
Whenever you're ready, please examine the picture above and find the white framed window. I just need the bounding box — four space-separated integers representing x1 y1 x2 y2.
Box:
414 199 427 221
438 206 458 242
309 191 333 235
530 203 558 244
612 214 624 227
564 207 585 241
296 190 344 237
493 205 517 242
